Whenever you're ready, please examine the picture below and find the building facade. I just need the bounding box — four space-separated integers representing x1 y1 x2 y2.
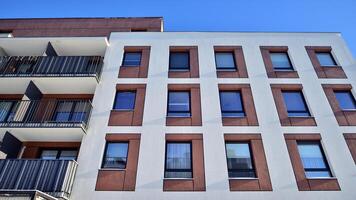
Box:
0 18 356 200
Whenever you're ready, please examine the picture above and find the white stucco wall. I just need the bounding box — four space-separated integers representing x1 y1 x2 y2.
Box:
71 32 356 200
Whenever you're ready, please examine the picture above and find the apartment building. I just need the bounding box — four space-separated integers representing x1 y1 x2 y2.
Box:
0 18 356 200
0 17 162 200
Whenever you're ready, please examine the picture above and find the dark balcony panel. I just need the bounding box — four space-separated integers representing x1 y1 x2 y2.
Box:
0 56 103 80
0 99 92 131
0 159 78 199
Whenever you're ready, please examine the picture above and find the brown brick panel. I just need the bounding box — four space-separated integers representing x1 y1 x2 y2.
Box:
322 84 356 126
166 84 202 126
21 142 81 158
0 18 162 37
168 46 199 78
0 94 24 99
163 180 194 191
108 84 146 126
224 134 272 191
218 84 258 126
41 94 94 99
271 84 316 126
284 134 340 191
344 133 356 164
118 46 151 78
164 134 205 191
96 133 141 191
95 170 125 191
305 46 346 79
260 46 299 78
214 46 248 78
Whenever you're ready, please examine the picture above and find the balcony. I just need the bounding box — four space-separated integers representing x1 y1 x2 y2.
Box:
0 56 103 79
0 99 92 141
0 159 78 199
0 37 108 94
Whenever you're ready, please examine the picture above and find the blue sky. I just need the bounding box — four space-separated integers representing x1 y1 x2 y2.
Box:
1 0 355 57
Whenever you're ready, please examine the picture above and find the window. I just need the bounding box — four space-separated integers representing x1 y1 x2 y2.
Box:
297 142 332 178
282 91 310 117
113 91 136 110
225 142 255 178
54 101 88 122
215 52 236 70
122 52 142 66
335 91 356 110
270 52 293 70
165 142 192 178
40 149 78 160
167 91 190 117
102 142 129 169
316 52 337 66
219 91 244 117
0 101 18 122
169 52 189 70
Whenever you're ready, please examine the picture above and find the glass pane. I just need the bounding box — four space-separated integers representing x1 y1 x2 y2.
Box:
270 52 293 70
54 102 73 122
282 91 310 117
40 150 58 160
0 101 13 122
123 52 142 66
297 143 331 178
113 92 136 110
219 92 244 117
165 143 192 178
316 52 336 66
305 171 331 178
168 92 190 117
71 102 87 122
215 52 235 69
226 143 255 178
17 63 32 74
59 150 78 160
103 143 129 169
169 52 189 70
335 91 356 110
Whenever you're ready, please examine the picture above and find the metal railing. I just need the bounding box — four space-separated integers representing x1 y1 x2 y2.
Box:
0 159 78 199
0 56 103 80
0 99 92 130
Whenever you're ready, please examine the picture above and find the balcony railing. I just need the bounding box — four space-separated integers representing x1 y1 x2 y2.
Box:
0 159 78 199
0 56 103 80
0 99 92 130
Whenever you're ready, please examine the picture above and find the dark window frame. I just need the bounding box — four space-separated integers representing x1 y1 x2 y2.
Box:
113 90 136 111
101 141 129 169
39 148 79 160
316 52 337 67
167 91 191 117
219 91 245 117
122 51 142 67
270 52 294 71
282 90 311 117
296 141 332 178
164 141 193 179
225 141 256 178
215 51 237 71
52 100 89 122
169 52 190 71
0 100 18 122
334 90 356 111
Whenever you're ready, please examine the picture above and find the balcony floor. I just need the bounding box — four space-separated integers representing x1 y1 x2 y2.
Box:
0 127 85 141
0 76 98 94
